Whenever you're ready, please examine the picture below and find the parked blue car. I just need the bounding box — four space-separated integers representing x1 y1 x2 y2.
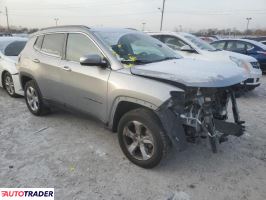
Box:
211 39 266 73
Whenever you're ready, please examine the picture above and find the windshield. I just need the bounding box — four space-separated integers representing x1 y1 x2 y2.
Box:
92 30 181 66
184 34 217 51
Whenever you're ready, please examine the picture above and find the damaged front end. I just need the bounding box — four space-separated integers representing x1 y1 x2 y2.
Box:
130 58 249 152
156 86 245 153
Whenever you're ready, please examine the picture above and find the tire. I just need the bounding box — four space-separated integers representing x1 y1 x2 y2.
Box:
24 80 49 116
118 108 169 169
3 72 19 97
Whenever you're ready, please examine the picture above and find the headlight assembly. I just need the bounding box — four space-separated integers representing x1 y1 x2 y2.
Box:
230 56 251 73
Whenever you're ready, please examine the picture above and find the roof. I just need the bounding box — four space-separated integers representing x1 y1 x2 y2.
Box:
146 31 195 38
90 27 139 33
33 25 140 37
34 25 90 36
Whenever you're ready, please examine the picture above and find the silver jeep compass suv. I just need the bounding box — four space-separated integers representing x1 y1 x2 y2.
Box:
18 26 247 168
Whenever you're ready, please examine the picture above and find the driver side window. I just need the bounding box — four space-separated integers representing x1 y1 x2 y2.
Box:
162 36 187 50
66 33 103 62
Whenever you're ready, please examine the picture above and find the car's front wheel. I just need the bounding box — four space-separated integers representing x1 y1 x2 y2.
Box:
24 80 49 116
118 108 169 168
3 72 18 97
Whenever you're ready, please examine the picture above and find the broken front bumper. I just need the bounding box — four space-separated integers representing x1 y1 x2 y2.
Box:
156 89 245 152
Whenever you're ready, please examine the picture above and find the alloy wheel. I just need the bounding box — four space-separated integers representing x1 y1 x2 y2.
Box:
26 86 39 112
122 120 154 160
4 74 15 95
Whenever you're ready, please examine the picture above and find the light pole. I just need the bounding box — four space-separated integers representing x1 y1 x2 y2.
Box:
142 22 146 31
5 7 9 32
246 17 252 33
54 18 59 26
158 0 166 31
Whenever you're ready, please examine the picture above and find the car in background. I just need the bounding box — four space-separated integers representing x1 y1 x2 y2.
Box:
244 36 266 45
0 37 27 97
148 32 262 90
211 39 266 73
199 36 217 43
18 26 248 168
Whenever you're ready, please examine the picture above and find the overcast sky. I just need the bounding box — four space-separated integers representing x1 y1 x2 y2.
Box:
1 0 266 31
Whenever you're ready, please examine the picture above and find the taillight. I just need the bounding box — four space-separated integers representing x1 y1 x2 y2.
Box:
257 51 266 55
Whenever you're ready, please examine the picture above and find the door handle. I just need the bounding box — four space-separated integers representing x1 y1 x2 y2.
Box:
32 58 40 63
62 66 72 71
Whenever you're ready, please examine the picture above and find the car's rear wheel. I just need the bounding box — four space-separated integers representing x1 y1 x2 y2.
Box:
3 72 18 97
24 80 49 116
118 108 169 168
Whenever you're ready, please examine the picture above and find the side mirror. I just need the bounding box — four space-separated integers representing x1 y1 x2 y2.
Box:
180 45 195 52
80 54 108 68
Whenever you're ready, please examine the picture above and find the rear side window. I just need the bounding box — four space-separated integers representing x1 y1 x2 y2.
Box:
66 33 103 62
212 41 226 50
41 33 65 56
34 35 44 50
226 41 245 51
4 41 27 56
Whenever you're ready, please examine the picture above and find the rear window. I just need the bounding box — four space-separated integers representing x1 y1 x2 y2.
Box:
41 33 65 56
4 41 27 56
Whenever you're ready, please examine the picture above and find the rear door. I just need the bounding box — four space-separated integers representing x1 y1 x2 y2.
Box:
225 41 247 54
59 33 111 121
33 33 66 102
211 41 226 50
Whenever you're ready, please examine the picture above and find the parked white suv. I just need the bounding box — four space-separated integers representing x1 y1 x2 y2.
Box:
149 32 262 90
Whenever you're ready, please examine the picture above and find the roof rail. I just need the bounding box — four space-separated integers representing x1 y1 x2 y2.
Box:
40 25 90 31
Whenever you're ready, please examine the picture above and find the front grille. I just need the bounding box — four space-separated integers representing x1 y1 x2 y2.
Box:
250 62 260 69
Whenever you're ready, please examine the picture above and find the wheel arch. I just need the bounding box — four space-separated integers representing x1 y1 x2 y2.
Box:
109 96 158 132
19 72 35 90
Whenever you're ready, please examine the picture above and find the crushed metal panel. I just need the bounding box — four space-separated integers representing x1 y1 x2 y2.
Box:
131 58 249 88
156 92 187 151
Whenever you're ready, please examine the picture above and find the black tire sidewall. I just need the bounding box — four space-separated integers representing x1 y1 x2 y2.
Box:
118 108 167 168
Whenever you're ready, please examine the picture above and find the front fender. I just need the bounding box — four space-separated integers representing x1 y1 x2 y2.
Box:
155 92 187 151
0 58 18 75
108 96 158 129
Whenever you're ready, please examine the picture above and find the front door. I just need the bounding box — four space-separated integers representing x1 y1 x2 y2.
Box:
59 33 111 122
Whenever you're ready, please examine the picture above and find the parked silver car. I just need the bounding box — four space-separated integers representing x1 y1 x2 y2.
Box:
18 26 248 168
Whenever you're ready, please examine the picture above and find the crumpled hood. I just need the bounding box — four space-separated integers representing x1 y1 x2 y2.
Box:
131 58 249 88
